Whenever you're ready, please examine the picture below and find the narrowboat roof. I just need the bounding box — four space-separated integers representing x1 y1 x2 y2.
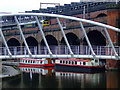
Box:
20 58 45 61
56 58 91 62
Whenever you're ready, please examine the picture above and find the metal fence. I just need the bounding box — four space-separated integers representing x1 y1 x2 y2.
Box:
1 45 120 56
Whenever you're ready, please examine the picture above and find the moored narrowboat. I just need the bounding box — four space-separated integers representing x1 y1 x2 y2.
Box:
19 58 54 67
55 58 106 73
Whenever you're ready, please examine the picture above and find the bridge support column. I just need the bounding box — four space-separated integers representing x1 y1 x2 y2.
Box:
106 59 120 70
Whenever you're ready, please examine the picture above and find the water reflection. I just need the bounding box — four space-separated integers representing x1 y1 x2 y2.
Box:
55 71 106 88
107 71 119 88
2 67 120 89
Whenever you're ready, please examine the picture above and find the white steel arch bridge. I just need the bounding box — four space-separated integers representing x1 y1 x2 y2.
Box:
0 13 120 60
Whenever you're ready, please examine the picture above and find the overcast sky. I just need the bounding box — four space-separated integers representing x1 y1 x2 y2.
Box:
0 0 81 13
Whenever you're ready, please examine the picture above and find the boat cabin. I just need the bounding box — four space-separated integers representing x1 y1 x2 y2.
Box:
55 58 101 66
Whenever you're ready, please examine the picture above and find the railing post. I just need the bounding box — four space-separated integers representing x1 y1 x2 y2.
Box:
111 48 112 56
77 46 79 54
14 47 17 55
97 46 99 55
100 46 101 55
108 46 109 55
34 46 37 55
86 46 87 55
119 47 120 55
4 48 6 56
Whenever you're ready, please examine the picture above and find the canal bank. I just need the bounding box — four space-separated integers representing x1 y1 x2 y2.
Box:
0 65 20 78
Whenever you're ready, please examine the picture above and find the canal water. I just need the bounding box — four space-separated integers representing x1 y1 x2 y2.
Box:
2 67 120 89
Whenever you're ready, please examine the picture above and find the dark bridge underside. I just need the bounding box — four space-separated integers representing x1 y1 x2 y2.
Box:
83 30 106 46
7 30 106 47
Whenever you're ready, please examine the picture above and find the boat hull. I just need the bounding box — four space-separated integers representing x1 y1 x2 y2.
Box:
55 64 105 73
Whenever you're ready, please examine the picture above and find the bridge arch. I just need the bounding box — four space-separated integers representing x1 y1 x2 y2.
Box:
61 32 80 45
83 30 106 46
22 36 38 46
7 38 20 46
41 35 58 46
96 13 107 18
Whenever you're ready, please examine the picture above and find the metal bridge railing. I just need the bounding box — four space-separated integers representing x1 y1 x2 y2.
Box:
1 45 120 56
0 13 120 59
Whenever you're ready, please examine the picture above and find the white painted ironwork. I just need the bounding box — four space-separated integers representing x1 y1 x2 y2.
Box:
80 21 96 57
0 13 120 60
0 28 12 56
57 18 74 56
35 16 52 56
14 16 32 56
104 28 118 57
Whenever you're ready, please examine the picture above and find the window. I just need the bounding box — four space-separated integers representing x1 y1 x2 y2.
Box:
28 61 30 63
72 61 74 65
60 60 62 64
75 61 77 65
69 61 71 64
63 61 65 64
80 62 81 65
33 61 35 63
95 60 98 63
83 62 86 65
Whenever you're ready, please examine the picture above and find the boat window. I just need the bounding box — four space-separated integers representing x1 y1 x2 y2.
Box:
95 60 98 63
33 61 35 63
66 61 68 64
63 61 65 64
80 62 81 65
60 60 62 63
83 62 86 65
69 61 71 64
75 61 77 65
72 61 74 64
